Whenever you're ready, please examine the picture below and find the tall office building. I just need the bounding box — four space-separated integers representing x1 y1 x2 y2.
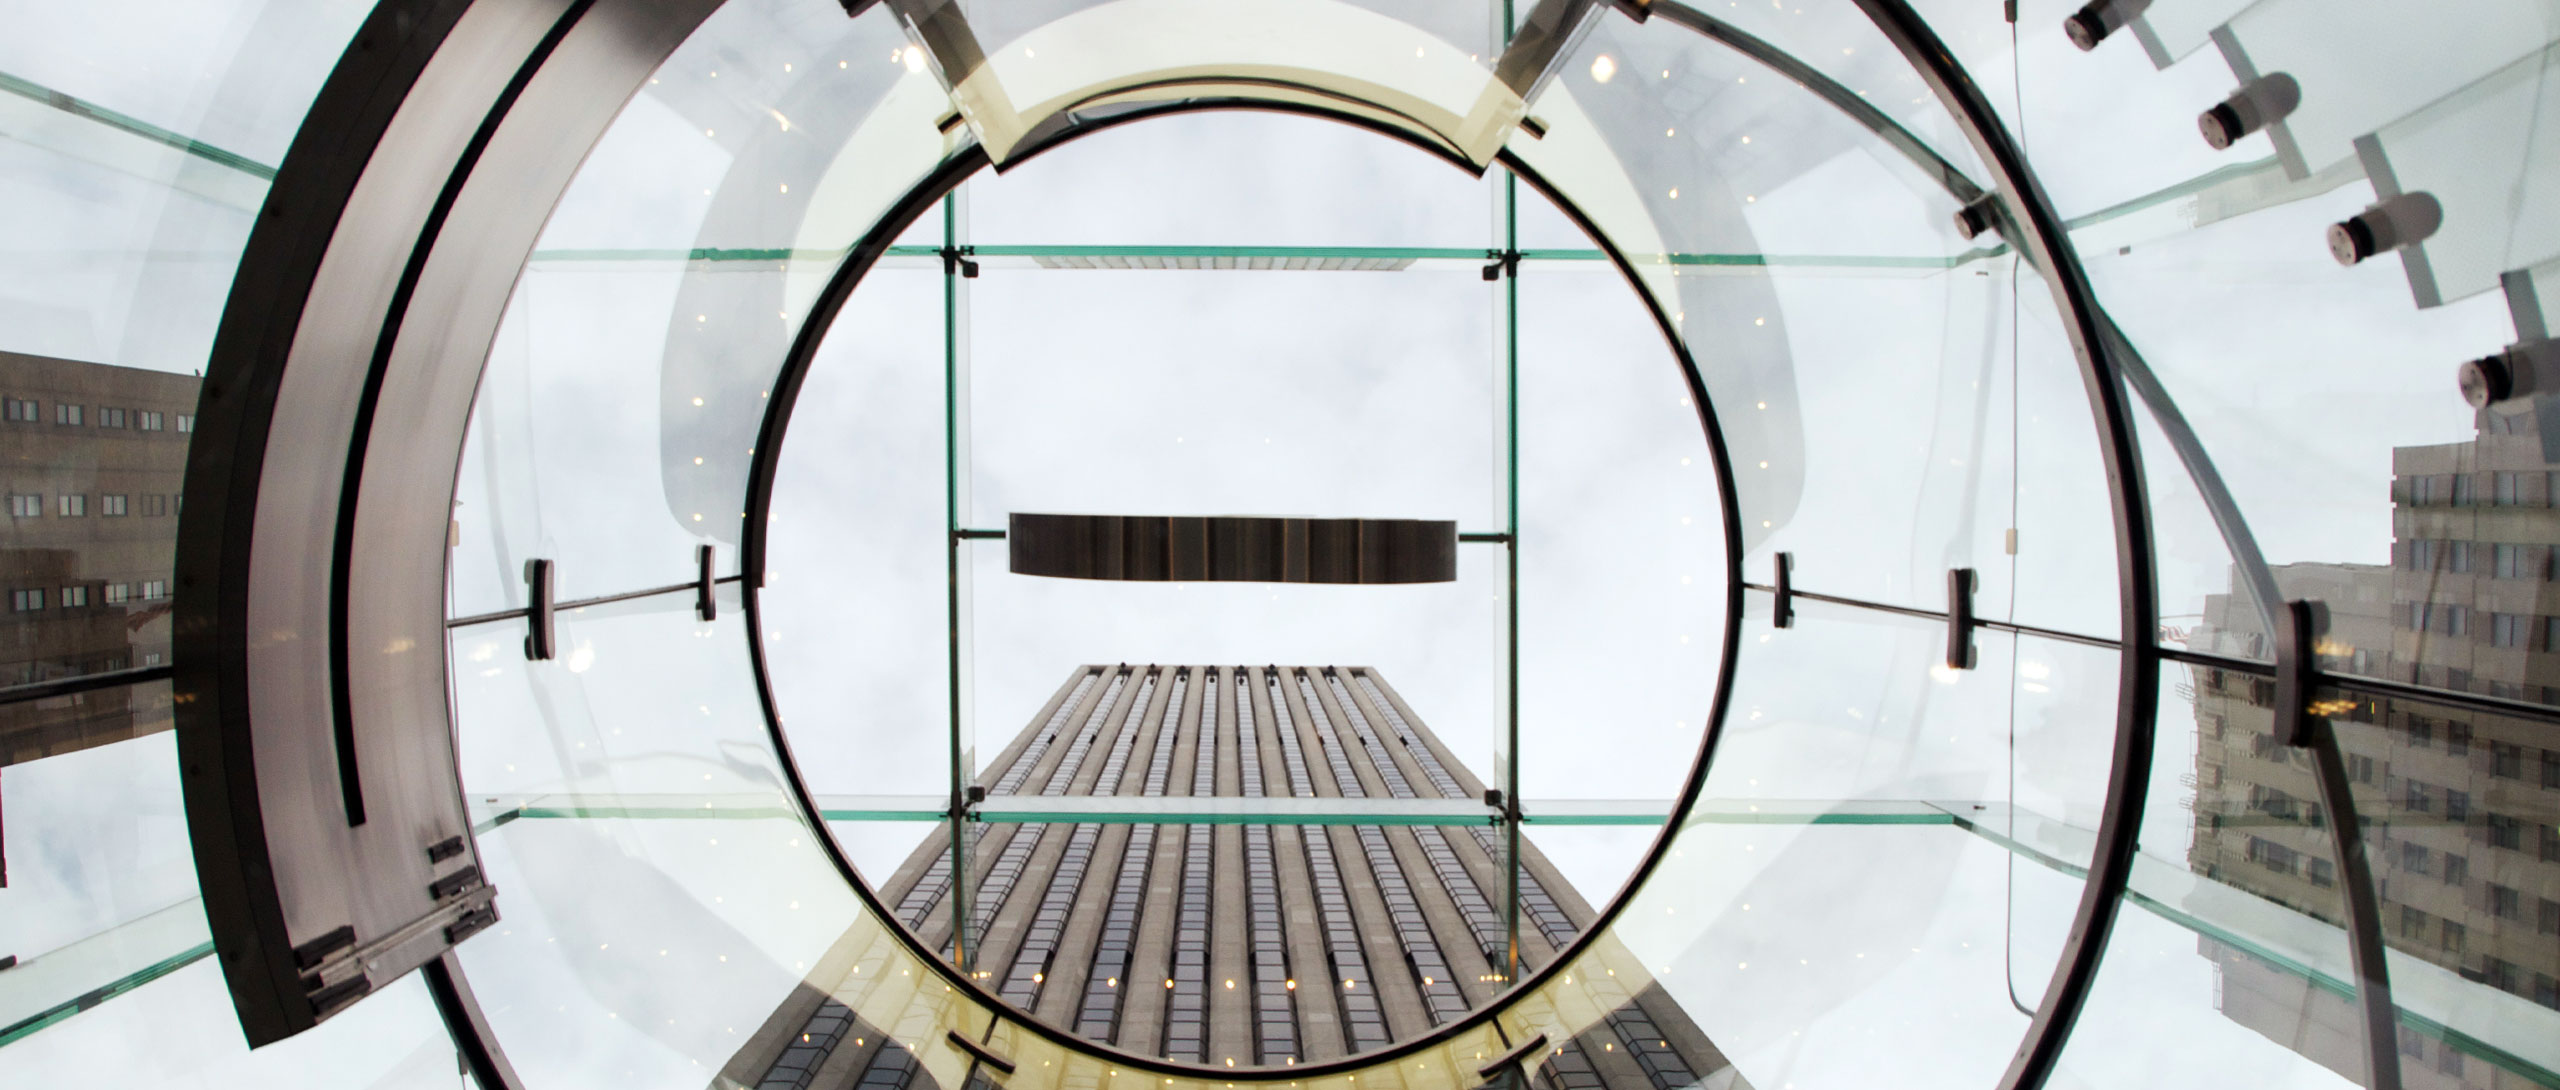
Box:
2187 408 2560 1087
730 665 1737 1090
0 350 195 769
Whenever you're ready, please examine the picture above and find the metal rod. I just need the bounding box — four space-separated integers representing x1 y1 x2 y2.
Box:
0 663 176 706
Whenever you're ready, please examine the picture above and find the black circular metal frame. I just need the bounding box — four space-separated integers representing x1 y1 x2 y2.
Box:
171 0 2353 1086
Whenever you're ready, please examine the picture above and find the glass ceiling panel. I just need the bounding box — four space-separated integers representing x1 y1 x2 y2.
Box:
456 0 965 611
0 959 465 1089
967 110 1498 248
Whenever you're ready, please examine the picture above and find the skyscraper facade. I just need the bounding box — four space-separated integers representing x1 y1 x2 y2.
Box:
731 665 1734 1089
2187 408 2560 1087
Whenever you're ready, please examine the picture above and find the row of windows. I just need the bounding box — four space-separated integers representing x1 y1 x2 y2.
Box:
8 580 168 612
2394 718 2560 787
6 492 175 518
1326 672 1507 967
1355 671 1584 951
1233 670 1300 1065
2391 909 2560 1012
1263 671 1389 1052
1077 671 1186 1043
892 669 1103 932
994 670 1153 1009
2244 835 2338 886
2404 470 2560 508
1 398 189 433
1292 672 1470 1026
5 651 162 686
1163 671 1220 1063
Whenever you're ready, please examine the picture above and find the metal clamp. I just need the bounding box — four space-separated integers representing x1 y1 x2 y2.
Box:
695 544 718 622
2062 0 2151 50
2198 72 2300 151
1772 552 1795 629
523 558 555 661
1478 1031 1551 1081
2329 192 2441 266
2273 599 2325 747
1482 248 1522 282
1945 568 1978 670
1953 194 2001 240
2457 336 2560 409
945 1029 1017 1076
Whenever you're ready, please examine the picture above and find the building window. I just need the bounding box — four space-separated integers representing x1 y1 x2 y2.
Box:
2400 842 2431 875
3 398 35 422
2542 899 2560 936
2347 752 2376 783
2447 666 2472 691
139 580 167 600
56 494 83 517
2403 780 2431 813
2445 853 2469 887
2495 543 2524 577
54 402 81 426
2408 540 2441 571
2443 920 2466 952
2451 541 2476 573
138 410 163 431
142 652 162 667
141 493 167 517
2497 470 2523 505
2439 1044 2466 1077
2408 718 2434 748
99 494 126 517
59 585 87 608
2447 722 2471 756
2493 742 2524 777
2454 475 2477 505
96 407 126 428
2546 749 2560 789
2446 788 2471 822
176 413 193 433
7 494 38 518
2547 825 2560 863
9 589 41 612
2492 612 2526 647
2491 885 2522 920
2307 858 2335 887
2489 814 2524 851
103 583 129 604
2400 904 2429 937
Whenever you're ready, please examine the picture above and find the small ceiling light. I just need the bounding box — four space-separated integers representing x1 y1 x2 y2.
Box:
1589 54 1617 83
902 46 925 73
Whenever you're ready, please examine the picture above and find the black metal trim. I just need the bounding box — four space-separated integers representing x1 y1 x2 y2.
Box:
695 544 717 622
0 664 175 707
1770 553 1793 629
1845 9 2161 1090
945 1028 1017 1075
1478 1030 1550 1078
522 558 555 662
425 951 527 1090
1945 567 1979 670
2273 599 2316 747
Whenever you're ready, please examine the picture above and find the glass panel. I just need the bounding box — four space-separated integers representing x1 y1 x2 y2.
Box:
2218 0 2560 180
2368 42 2560 309
0 959 464 1089
2327 692 2560 1086
451 0 964 613
1616 594 2103 1090
2046 655 2363 1087
0 1 368 373
0 692 190 974
967 111 1498 247
1514 9 2037 617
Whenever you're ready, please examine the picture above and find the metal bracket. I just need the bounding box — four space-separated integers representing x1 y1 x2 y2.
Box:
1772 552 1795 629
1482 248 1522 281
946 1029 1017 1076
939 245 979 278
2273 598 2323 747
1953 194 2001 240
523 558 555 661
695 544 718 622
1478 1031 1551 1082
1945 568 1978 670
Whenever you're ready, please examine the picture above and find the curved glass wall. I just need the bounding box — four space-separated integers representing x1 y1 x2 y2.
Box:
6 1 2560 1089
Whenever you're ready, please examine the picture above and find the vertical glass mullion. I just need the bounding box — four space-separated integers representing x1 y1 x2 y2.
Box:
944 188 977 970
1497 159 1524 986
